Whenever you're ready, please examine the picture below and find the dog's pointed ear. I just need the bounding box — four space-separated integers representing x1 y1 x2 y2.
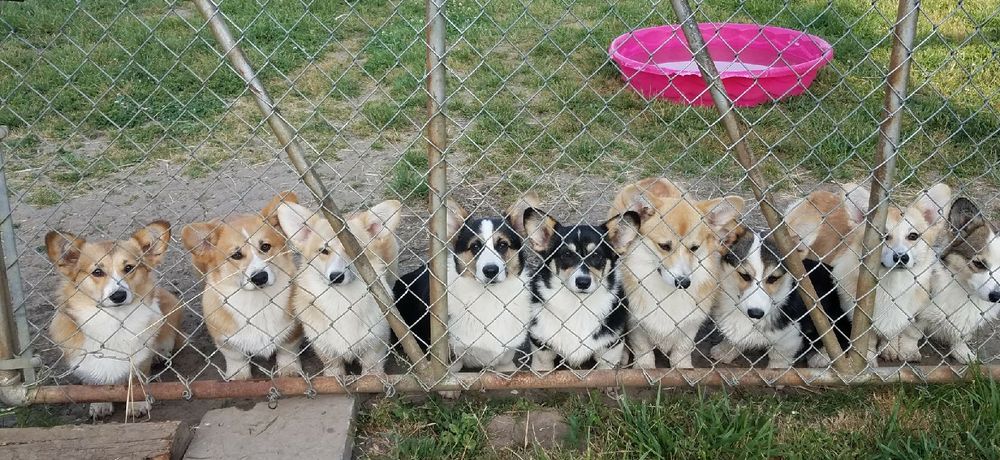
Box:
506 192 542 235
131 220 171 267
913 183 951 227
445 199 469 239
276 202 316 249
842 183 870 225
262 191 299 233
523 207 557 252
182 221 221 273
45 231 85 277
948 197 984 236
605 211 641 251
698 196 745 237
721 224 748 249
366 200 403 238
610 178 681 218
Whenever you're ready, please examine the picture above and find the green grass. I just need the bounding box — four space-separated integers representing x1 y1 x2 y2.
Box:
0 0 997 206
389 148 430 202
357 375 1000 459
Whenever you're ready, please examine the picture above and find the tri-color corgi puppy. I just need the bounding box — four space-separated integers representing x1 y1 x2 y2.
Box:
710 226 851 368
182 192 302 380
523 208 639 371
394 196 538 373
616 192 745 368
923 197 1000 364
276 199 402 377
46 221 182 418
787 183 951 365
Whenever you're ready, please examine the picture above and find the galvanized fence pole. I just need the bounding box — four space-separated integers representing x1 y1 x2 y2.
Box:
667 0 850 374
846 0 920 370
424 0 452 382
191 0 430 378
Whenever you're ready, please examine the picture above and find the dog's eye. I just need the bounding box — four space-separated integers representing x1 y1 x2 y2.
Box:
739 272 751 282
659 242 673 252
689 244 701 252
260 242 272 253
123 264 135 274
91 268 105 277
469 241 483 254
495 241 509 252
765 275 782 284
972 260 989 271
906 232 919 241
320 247 330 256
231 250 244 260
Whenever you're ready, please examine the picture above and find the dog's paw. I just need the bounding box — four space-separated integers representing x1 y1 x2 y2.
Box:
438 390 461 399
89 402 114 418
950 343 977 365
806 351 832 368
709 344 737 364
128 400 151 418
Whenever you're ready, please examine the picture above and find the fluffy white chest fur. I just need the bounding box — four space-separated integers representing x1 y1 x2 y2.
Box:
626 269 712 351
833 260 930 339
72 299 162 384
925 276 1000 342
218 277 295 358
448 263 533 367
714 305 800 350
530 279 616 366
298 272 390 360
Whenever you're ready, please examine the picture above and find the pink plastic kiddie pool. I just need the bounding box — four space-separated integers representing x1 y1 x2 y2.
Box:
609 23 833 107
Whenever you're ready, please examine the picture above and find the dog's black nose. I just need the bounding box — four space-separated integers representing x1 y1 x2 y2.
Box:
990 291 1000 303
329 272 346 284
108 290 128 304
575 276 592 290
250 271 269 287
482 264 500 280
747 308 765 319
675 276 691 289
892 253 910 265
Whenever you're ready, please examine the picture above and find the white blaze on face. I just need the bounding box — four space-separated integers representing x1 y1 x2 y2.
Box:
324 244 353 284
740 234 772 319
971 230 1000 302
101 266 133 307
242 229 274 289
475 220 507 284
881 221 918 269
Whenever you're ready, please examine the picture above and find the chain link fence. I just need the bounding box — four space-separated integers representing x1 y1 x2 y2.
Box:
0 0 998 412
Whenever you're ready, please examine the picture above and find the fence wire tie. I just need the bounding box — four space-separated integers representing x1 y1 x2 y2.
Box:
267 386 281 410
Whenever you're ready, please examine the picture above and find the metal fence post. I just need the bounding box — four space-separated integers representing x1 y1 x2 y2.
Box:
191 0 431 379
846 0 920 371
667 0 850 373
424 0 452 382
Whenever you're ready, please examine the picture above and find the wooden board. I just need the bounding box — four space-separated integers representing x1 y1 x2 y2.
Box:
0 420 188 460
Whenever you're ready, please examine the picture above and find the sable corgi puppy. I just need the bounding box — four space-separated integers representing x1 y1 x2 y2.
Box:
609 177 684 216
787 183 951 365
710 226 851 368
182 192 302 380
923 197 1000 364
394 196 538 372
46 221 182 418
523 208 639 371
276 200 402 377
618 194 745 368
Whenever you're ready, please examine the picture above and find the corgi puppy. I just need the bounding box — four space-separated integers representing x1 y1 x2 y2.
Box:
923 197 1000 364
394 196 538 373
276 200 402 377
786 183 951 365
523 208 639 371
182 192 302 380
710 226 851 368
617 192 744 368
46 221 182 418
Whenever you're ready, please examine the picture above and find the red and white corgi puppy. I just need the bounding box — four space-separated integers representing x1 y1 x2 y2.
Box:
786 183 951 365
182 192 302 380
611 178 744 368
46 221 182 418
276 199 402 378
924 197 1000 364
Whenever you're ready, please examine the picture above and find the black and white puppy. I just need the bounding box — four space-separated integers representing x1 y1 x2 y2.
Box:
394 197 536 372
523 208 639 371
711 226 851 368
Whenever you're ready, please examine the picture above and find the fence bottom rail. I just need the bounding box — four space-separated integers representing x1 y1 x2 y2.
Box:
5 366 997 405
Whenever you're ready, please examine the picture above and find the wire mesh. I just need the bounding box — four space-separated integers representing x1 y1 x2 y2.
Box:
0 0 997 414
